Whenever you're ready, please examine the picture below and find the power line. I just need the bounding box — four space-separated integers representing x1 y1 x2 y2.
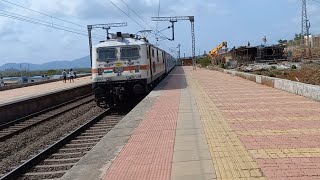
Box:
0 10 105 38
0 12 106 39
116 0 170 40
0 0 84 27
106 0 175 54
106 0 146 30
156 0 161 33
0 1 106 38
119 0 152 29
309 0 320 3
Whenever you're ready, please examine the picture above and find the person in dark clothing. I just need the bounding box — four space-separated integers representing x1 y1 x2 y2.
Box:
62 70 67 83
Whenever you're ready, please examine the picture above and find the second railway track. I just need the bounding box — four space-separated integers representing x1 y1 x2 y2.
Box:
1 109 125 180
0 94 94 142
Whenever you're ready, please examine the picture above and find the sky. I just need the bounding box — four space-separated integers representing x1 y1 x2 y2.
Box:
0 0 320 65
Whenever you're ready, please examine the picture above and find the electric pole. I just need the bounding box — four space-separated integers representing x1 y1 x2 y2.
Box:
87 23 127 67
177 44 181 66
301 0 311 46
151 16 196 70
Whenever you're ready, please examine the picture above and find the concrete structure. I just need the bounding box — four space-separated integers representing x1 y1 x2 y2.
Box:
217 68 320 102
62 67 320 180
181 58 193 66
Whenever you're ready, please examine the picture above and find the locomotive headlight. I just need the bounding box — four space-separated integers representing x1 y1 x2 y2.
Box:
135 65 140 73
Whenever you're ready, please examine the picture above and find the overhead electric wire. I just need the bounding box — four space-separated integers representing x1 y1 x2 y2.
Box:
0 0 83 27
0 10 106 38
115 0 170 40
106 0 174 53
309 0 320 3
0 13 90 37
106 0 146 30
156 0 161 33
0 12 106 40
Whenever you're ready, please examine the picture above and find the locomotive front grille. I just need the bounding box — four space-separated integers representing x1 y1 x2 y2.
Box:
113 67 124 73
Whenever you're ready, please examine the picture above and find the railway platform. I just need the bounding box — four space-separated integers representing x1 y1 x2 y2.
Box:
0 76 91 106
62 66 320 180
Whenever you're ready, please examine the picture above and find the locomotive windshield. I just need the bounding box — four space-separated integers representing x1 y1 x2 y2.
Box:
97 48 117 62
121 46 140 60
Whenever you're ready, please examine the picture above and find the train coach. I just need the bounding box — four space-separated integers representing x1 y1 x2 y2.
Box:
91 32 176 107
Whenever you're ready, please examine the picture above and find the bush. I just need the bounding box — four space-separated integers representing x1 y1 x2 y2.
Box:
198 57 212 67
219 63 225 69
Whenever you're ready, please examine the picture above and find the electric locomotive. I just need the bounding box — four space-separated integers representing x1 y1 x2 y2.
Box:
91 32 176 107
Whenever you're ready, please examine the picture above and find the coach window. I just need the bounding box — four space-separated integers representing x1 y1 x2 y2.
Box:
97 48 117 62
156 50 159 62
162 52 165 63
152 48 155 58
147 46 149 59
121 46 140 60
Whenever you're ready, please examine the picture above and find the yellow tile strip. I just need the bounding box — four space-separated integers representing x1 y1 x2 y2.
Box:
186 72 267 180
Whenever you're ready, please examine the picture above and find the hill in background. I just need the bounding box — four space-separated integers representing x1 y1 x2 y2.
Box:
0 56 90 71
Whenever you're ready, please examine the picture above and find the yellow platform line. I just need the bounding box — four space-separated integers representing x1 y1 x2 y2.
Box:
236 129 320 136
249 148 320 159
186 71 267 180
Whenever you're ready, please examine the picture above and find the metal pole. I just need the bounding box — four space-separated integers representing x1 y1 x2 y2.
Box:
177 44 181 66
87 25 93 68
170 21 176 41
191 20 196 70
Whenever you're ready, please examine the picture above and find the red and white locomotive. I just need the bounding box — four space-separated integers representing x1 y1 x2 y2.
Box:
91 32 176 107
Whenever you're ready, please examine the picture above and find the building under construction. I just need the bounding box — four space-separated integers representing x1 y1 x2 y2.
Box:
229 45 286 65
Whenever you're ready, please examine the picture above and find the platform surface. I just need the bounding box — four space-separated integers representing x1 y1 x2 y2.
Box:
0 76 91 106
63 67 320 180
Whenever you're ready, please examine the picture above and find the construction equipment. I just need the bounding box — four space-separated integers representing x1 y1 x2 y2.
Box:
208 42 227 58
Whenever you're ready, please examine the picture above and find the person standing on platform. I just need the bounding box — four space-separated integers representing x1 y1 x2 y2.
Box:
0 77 4 87
62 70 67 83
74 70 77 79
69 69 75 83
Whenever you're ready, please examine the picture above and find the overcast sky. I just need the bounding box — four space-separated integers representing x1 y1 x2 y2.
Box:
0 0 319 65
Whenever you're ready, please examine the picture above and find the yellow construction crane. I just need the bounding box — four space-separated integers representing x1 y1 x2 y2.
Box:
208 42 227 58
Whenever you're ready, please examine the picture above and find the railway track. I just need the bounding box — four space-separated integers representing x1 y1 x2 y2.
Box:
0 109 124 180
0 94 94 142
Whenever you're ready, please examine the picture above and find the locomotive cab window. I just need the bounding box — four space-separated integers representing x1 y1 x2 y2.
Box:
121 46 140 60
97 48 117 62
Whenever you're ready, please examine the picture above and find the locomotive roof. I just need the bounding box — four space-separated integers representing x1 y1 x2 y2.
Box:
94 38 149 48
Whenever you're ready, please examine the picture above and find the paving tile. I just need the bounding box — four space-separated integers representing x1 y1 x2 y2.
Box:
175 134 206 143
171 173 217 180
175 129 204 136
173 149 211 162
174 141 210 151
185 66 320 180
171 160 215 176
102 68 184 180
0 76 90 105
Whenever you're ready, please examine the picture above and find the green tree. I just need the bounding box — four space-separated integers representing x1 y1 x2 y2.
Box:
47 69 58 76
294 33 302 41
278 39 288 44
198 56 212 67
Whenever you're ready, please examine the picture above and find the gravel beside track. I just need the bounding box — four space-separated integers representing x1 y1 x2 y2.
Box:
0 100 103 176
19 114 124 180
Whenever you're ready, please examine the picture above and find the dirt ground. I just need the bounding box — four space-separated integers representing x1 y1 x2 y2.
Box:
252 63 320 86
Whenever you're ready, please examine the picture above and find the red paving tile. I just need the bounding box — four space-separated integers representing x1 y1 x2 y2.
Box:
231 120 320 131
256 158 320 179
189 68 320 180
102 68 184 180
